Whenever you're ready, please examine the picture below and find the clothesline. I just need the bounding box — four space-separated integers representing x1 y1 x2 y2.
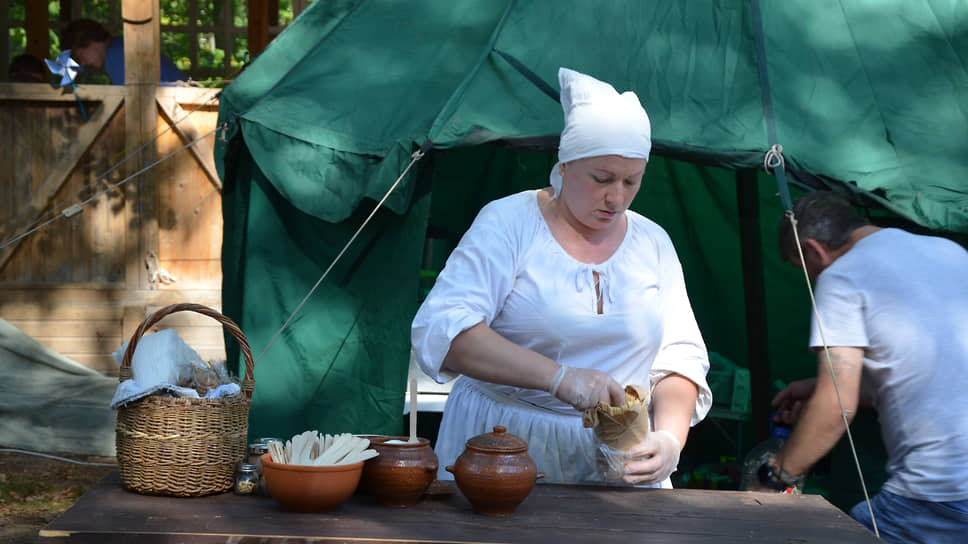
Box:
0 127 218 252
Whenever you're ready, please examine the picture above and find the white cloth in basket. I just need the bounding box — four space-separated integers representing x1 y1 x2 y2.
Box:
110 380 240 409
109 328 240 409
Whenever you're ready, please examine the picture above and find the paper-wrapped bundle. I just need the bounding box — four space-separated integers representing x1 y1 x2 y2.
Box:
582 384 650 451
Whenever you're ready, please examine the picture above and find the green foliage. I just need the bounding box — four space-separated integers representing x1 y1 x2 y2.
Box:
199 43 227 70
83 0 113 20
199 0 217 25
9 1 25 20
9 28 26 58
161 31 191 71
161 1 190 26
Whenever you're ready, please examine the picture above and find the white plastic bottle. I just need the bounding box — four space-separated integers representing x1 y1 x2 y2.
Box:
739 416 792 490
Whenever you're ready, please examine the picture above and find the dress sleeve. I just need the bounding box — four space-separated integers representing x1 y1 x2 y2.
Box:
411 201 520 383
647 231 712 426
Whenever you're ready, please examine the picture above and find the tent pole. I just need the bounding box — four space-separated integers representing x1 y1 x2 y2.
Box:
25 2 50 61
248 0 269 56
736 169 771 444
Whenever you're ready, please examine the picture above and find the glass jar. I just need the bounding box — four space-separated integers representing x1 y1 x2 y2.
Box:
247 442 270 495
234 463 259 496
248 442 269 468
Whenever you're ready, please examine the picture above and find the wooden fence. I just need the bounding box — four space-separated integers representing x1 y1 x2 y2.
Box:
0 83 224 374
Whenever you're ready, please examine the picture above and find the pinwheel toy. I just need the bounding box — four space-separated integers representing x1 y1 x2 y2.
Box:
45 50 87 122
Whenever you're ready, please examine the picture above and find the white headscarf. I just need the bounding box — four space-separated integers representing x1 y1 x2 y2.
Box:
549 68 652 198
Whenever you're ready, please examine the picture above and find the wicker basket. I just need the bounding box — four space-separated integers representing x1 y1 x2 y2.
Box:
115 303 255 497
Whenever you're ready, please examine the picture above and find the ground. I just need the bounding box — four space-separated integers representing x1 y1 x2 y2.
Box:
0 449 116 544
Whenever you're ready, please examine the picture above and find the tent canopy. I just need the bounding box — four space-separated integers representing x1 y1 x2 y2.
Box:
214 0 968 446
220 0 968 231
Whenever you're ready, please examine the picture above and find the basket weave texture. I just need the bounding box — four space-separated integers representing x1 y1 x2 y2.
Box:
115 303 255 497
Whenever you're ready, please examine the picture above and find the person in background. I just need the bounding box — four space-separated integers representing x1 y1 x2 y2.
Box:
8 54 49 83
60 18 186 85
764 190 968 542
411 67 711 487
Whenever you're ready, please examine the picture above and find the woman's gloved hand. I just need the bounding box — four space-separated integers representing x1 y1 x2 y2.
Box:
548 365 625 411
621 430 681 485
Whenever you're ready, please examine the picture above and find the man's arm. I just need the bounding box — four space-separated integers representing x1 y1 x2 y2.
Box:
774 346 864 478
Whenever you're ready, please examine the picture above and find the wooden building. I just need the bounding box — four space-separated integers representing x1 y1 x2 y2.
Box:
0 1 292 374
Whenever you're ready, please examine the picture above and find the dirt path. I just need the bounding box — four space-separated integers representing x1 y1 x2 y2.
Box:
0 449 117 544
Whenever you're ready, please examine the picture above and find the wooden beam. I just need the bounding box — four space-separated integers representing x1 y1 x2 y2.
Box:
294 0 310 18
248 0 270 56
154 86 221 108
59 1 75 22
156 95 222 190
0 4 9 82
0 285 222 310
0 84 220 107
269 0 280 27
0 95 124 274
0 83 129 100
736 169 771 444
25 2 50 61
122 0 161 85
122 0 161 292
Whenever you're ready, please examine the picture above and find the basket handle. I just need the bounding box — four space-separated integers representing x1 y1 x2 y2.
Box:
119 303 255 399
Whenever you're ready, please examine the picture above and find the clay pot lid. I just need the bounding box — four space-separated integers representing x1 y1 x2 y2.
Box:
465 425 528 453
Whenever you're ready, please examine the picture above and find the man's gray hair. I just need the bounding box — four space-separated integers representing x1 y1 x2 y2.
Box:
778 191 871 263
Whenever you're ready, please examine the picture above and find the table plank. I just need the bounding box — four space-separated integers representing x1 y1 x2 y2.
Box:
41 473 878 543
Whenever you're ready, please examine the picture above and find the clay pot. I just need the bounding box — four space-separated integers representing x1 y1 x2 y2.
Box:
360 436 438 507
445 425 544 516
260 453 363 513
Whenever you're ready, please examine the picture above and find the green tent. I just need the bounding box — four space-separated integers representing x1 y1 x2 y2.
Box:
214 0 967 462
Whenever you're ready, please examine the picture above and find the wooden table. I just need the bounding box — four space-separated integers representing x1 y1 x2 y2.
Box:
40 472 878 543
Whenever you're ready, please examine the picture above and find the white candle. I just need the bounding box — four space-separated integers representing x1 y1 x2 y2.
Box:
408 376 418 443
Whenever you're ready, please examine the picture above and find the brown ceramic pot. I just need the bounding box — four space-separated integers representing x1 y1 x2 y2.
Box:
445 425 544 516
360 436 438 507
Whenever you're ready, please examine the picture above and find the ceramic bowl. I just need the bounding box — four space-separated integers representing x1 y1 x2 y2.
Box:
260 453 363 513
360 436 437 507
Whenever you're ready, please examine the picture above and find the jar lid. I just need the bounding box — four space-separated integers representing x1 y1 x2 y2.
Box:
239 463 258 471
248 442 269 454
465 425 528 453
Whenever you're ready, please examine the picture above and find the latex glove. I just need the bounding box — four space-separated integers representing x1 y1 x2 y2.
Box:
548 365 624 411
771 378 817 426
621 430 681 485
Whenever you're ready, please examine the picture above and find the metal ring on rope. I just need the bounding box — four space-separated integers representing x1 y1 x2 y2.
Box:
763 143 785 174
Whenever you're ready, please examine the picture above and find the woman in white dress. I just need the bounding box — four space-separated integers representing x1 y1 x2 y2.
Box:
411 67 711 487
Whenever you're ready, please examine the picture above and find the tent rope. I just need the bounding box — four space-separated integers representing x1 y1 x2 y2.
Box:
763 144 785 174
750 0 875 530
749 0 792 212
785 210 879 537
253 143 432 364
0 128 216 252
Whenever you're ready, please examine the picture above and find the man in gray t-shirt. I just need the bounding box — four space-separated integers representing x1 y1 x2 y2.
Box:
761 191 968 543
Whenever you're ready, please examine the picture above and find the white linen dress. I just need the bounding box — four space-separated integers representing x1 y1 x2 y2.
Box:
411 189 711 486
